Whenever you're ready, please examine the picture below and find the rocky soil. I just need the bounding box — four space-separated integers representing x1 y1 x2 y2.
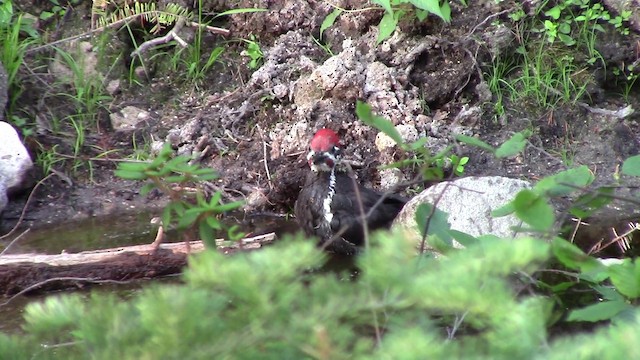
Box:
2 0 640 248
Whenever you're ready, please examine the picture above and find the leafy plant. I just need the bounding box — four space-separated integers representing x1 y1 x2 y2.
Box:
321 0 460 45
242 34 263 69
39 0 81 21
1 0 40 136
6 145 640 358
486 0 632 112
541 0 631 47
356 100 470 180
95 1 193 34
115 143 244 247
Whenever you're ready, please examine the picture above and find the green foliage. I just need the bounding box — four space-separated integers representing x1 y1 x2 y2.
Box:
0 232 562 358
356 100 466 180
415 203 455 252
6 149 640 357
321 0 458 45
96 1 193 35
179 1 226 86
320 8 342 38
115 143 244 247
372 0 452 43
40 0 81 21
242 34 264 70
621 155 640 176
0 0 40 137
506 157 640 325
541 0 631 46
456 130 531 158
485 0 633 112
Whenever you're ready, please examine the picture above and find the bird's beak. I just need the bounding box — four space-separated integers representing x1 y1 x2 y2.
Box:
308 151 335 172
311 152 329 165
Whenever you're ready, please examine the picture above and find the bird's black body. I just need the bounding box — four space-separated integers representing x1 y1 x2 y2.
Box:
295 166 406 255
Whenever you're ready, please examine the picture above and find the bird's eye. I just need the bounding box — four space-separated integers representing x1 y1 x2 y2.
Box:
332 146 341 157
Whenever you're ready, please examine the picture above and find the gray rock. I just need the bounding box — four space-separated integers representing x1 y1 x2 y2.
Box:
0 122 34 215
394 176 532 252
48 41 100 84
109 106 150 131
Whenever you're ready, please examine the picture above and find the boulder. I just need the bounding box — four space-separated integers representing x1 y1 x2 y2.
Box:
394 176 532 252
0 122 34 204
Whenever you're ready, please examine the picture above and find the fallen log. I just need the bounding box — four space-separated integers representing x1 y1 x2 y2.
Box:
0 233 276 297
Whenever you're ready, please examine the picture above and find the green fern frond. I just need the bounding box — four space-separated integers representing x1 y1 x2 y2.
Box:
96 1 193 34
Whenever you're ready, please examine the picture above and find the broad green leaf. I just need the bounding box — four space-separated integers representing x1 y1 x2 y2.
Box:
621 155 640 176
551 237 606 274
439 1 451 22
376 10 398 44
513 189 555 231
558 33 576 46
0 2 13 27
558 23 571 34
320 9 342 38
409 0 450 21
455 134 495 152
415 9 429 21
491 201 516 217
39 11 54 20
569 187 614 218
567 300 630 322
609 260 640 299
533 165 594 197
495 131 530 158
548 281 575 292
448 229 478 247
355 101 404 146
593 285 625 302
544 6 562 19
372 0 392 13
415 203 453 250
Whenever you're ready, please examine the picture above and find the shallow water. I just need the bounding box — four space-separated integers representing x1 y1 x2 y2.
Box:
0 211 297 255
0 211 298 334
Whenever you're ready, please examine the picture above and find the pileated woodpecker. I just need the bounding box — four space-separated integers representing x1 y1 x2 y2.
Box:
295 128 406 255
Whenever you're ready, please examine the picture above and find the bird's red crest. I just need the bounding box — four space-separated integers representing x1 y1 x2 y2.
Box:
310 128 340 152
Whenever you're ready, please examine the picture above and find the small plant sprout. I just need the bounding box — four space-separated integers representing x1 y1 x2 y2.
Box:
115 143 244 248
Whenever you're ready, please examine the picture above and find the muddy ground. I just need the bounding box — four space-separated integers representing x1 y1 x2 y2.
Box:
2 0 640 251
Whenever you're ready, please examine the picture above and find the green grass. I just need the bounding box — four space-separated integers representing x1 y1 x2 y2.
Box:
1 2 40 136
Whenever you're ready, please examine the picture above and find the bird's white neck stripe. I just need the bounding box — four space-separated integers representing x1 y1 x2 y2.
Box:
323 168 336 223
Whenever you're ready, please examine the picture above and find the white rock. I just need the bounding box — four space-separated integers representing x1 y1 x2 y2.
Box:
394 176 532 252
0 122 34 214
364 62 392 94
375 132 397 151
110 106 150 131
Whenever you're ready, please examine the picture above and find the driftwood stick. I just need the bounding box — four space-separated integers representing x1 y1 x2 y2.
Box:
0 233 276 266
0 233 276 296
